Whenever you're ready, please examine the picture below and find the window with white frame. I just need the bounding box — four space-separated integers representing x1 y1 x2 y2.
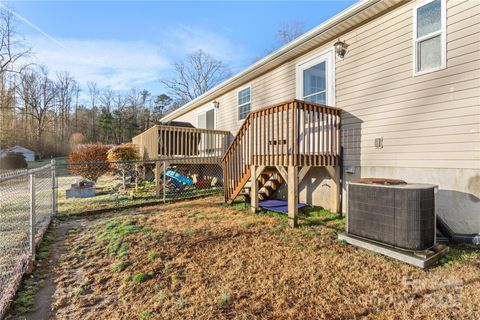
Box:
413 0 446 74
238 87 251 120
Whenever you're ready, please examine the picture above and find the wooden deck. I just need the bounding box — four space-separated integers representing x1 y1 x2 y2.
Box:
132 124 230 163
221 99 341 226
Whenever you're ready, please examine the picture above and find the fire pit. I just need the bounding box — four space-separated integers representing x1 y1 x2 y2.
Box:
66 179 96 198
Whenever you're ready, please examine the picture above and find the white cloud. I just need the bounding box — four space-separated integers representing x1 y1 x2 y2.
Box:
26 36 169 92
22 25 251 98
160 25 250 70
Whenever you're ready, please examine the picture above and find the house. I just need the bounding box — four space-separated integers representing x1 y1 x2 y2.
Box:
0 145 35 162
138 0 479 238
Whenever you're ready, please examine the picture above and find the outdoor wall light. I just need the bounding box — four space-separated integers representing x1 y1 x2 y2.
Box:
213 100 220 108
334 39 349 59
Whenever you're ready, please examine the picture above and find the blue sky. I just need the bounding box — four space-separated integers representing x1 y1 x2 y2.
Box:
8 0 355 99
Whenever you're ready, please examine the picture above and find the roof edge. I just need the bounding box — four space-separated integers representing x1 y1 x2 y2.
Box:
161 0 381 122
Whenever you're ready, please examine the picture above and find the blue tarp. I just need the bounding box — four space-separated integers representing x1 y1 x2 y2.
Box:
258 199 307 214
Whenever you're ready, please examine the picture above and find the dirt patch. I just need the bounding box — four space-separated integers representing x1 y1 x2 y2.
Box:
9 196 480 319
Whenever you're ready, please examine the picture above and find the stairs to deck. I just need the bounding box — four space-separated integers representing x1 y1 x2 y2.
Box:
240 169 284 202
222 99 341 205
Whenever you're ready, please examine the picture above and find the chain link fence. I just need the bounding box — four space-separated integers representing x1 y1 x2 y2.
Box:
0 164 54 319
0 158 223 317
55 159 224 216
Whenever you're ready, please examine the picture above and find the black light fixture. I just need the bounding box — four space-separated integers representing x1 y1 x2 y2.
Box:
334 39 349 59
213 100 220 108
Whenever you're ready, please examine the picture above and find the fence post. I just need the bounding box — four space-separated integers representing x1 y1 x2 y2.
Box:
29 173 36 260
163 161 166 203
51 159 56 215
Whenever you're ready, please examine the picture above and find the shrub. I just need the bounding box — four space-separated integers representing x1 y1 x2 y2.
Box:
107 143 139 188
107 143 139 165
0 152 28 170
67 144 110 181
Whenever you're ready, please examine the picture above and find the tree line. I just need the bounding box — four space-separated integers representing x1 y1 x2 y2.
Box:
0 4 304 159
0 8 231 159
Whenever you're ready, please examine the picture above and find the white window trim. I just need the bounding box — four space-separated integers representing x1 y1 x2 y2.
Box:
412 0 447 76
296 47 336 106
196 103 217 129
237 85 252 122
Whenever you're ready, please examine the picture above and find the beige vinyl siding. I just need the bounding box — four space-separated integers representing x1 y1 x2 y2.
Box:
170 0 480 170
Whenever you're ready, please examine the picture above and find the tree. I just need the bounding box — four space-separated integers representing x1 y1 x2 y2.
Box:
153 93 172 122
98 108 113 143
0 5 30 148
160 50 230 105
16 67 56 159
275 21 305 46
56 71 78 148
88 81 99 141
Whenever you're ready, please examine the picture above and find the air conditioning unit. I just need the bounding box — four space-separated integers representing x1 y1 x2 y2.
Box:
346 179 436 251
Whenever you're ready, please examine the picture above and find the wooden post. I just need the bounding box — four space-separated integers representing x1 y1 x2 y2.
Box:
250 165 258 214
163 161 167 203
29 173 35 260
51 159 56 215
155 161 161 197
287 166 298 227
326 166 341 214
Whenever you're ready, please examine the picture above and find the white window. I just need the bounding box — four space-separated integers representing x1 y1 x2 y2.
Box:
197 106 215 129
296 48 335 105
413 0 446 75
238 86 251 120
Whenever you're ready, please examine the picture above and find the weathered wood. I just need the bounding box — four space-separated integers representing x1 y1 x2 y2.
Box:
275 166 288 184
250 165 259 214
287 166 298 227
298 166 311 182
325 166 340 213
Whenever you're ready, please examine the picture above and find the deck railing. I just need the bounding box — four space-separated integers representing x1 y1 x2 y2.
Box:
222 99 341 202
133 125 230 160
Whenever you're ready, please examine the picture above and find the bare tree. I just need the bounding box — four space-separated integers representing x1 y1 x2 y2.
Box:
161 49 230 104
56 71 78 146
0 6 30 76
0 6 30 148
276 21 305 46
87 81 99 141
16 67 56 158
99 87 114 112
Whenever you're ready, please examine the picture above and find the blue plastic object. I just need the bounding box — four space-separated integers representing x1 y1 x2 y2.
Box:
165 169 193 190
258 199 307 214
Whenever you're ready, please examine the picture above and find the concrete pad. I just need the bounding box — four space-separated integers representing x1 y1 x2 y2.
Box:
338 233 449 269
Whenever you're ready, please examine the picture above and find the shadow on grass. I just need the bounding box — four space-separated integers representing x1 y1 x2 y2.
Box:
231 200 345 231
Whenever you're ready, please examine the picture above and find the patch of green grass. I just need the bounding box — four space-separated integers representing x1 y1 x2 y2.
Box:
300 207 345 229
176 297 188 309
11 231 56 315
111 261 131 272
241 221 263 229
67 226 82 234
439 245 478 268
218 292 231 309
73 287 85 297
184 229 195 237
123 274 133 282
139 311 152 319
147 252 158 260
133 273 147 283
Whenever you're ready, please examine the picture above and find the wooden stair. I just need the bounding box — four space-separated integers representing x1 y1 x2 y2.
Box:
222 99 341 205
240 170 283 202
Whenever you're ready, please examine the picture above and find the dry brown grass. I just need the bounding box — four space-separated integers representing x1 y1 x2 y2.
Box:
51 196 480 320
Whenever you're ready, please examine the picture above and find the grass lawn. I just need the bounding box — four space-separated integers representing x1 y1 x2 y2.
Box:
28 157 67 169
6 196 480 320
